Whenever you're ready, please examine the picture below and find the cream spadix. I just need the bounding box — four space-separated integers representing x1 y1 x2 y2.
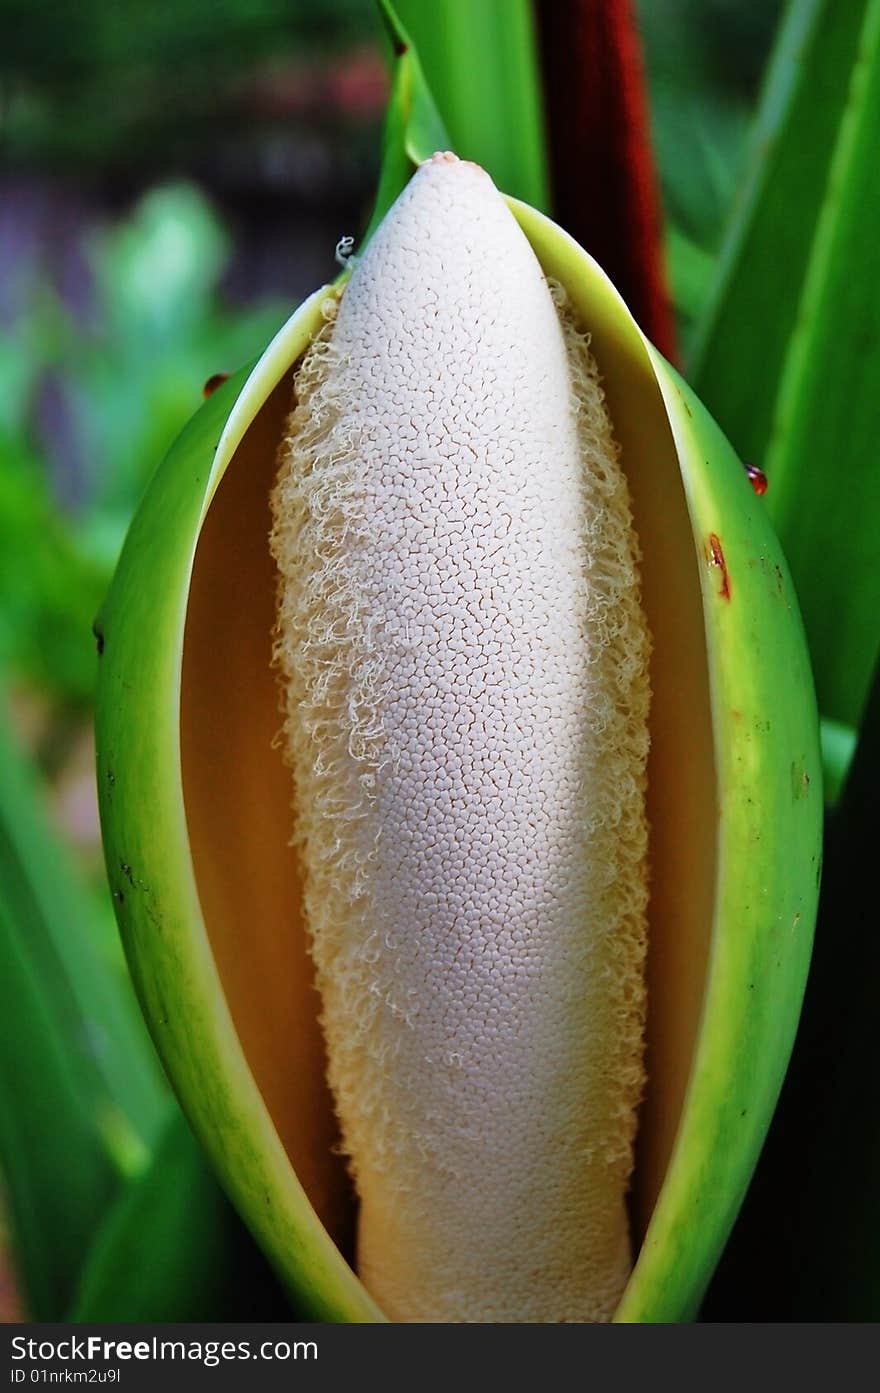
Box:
270 152 652 1322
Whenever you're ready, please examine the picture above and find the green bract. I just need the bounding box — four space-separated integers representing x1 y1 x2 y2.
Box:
95 182 821 1323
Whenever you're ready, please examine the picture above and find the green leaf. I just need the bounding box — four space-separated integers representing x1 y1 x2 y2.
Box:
819 715 856 805
364 0 551 247
690 0 880 729
0 714 166 1145
362 1 450 245
0 185 288 710
0 435 111 709
69 1112 288 1322
665 225 719 326
0 709 167 1316
0 893 115 1320
391 0 549 209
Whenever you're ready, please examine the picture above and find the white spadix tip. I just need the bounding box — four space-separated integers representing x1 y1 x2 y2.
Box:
420 149 491 175
270 156 651 1322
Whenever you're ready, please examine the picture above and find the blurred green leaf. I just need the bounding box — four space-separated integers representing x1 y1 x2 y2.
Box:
819 715 856 805
91 185 230 342
691 0 880 730
0 712 166 1139
0 709 168 1317
637 0 784 342
73 184 287 523
0 436 109 708
0 893 116 1320
665 225 718 324
0 331 46 438
0 183 288 708
391 0 549 209
69 1112 282 1322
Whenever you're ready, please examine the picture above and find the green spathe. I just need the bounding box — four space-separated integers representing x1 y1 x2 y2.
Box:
95 185 821 1323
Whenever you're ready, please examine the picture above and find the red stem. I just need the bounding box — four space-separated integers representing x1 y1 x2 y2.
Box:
533 0 677 362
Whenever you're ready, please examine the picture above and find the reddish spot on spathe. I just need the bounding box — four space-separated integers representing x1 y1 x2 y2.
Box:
708 533 731 601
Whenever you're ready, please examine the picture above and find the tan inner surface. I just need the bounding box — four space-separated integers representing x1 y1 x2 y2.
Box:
178 307 716 1280
586 336 716 1240
180 372 352 1250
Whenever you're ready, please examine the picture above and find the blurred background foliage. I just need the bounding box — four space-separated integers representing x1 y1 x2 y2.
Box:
4 0 874 1323
0 0 779 743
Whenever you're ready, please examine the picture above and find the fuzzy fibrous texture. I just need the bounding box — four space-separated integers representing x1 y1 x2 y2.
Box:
269 153 652 1322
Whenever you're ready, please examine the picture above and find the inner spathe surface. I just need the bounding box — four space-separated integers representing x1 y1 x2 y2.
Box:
179 282 716 1297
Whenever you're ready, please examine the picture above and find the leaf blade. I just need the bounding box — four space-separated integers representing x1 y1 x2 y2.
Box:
690 0 880 729
392 0 549 209
69 1112 289 1322
0 710 167 1316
